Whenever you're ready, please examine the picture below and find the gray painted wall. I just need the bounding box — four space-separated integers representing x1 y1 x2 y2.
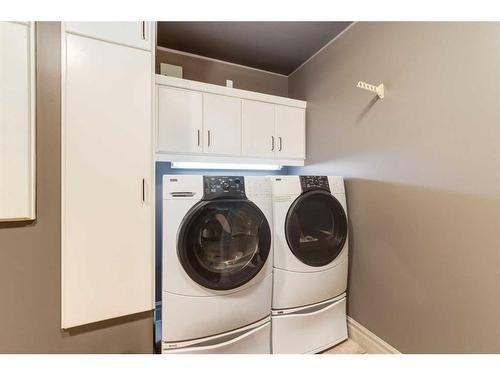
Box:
156 48 289 97
289 22 500 353
0 22 153 353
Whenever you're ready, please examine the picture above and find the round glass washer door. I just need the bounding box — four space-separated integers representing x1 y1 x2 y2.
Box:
285 190 348 267
178 199 271 290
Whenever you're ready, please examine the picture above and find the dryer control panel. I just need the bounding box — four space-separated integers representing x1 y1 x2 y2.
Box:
300 175 331 193
203 176 247 200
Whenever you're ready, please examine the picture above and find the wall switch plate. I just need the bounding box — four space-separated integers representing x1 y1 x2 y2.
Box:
160 63 183 78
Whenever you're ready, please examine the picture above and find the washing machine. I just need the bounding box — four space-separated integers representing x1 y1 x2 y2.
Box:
162 175 273 353
270 175 349 354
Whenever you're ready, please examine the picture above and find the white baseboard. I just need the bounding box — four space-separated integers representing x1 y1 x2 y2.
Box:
347 316 401 354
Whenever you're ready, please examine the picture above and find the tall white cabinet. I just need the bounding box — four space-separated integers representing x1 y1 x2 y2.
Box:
61 23 154 328
65 22 152 50
0 22 36 221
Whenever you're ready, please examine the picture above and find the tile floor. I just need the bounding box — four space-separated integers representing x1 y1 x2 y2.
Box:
322 339 366 354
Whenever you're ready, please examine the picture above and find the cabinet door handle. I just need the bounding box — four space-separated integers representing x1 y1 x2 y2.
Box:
278 136 283 151
197 129 200 146
141 22 146 40
271 136 275 151
207 130 211 147
141 178 146 205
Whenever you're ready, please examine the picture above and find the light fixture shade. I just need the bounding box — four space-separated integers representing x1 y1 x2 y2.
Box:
171 162 282 171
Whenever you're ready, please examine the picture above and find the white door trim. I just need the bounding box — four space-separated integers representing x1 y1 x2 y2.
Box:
347 316 401 354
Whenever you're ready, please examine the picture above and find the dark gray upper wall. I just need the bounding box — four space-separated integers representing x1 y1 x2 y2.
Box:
156 48 289 97
157 22 352 75
0 22 153 354
289 22 500 353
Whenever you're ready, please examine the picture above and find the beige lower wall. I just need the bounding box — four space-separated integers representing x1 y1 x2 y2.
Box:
289 22 500 353
156 47 289 97
0 22 153 353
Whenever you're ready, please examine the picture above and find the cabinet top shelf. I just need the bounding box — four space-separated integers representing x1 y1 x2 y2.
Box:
155 74 307 109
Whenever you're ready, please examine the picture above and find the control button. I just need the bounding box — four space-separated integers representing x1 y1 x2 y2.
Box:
222 182 230 191
234 178 240 184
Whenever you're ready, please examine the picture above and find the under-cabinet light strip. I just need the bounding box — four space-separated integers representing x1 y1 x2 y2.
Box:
170 162 282 171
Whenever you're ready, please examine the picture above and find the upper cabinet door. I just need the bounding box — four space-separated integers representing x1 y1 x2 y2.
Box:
276 106 306 159
241 100 276 158
203 93 241 155
0 22 35 221
65 22 152 50
62 33 153 328
157 87 203 154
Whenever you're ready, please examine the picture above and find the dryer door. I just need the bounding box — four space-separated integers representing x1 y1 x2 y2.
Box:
285 190 347 267
178 199 271 290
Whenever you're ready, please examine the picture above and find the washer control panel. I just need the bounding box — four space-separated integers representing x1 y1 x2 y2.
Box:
203 176 247 200
300 175 331 193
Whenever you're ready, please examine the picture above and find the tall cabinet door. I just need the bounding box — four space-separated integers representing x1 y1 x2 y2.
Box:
65 22 151 50
62 33 153 328
0 22 35 221
276 106 305 159
241 100 276 157
157 86 203 154
203 93 241 155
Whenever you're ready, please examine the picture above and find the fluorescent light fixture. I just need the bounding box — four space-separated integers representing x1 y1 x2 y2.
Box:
171 162 282 171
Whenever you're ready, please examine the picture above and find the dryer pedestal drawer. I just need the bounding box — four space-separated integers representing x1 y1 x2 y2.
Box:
163 318 271 354
272 261 347 309
271 296 347 354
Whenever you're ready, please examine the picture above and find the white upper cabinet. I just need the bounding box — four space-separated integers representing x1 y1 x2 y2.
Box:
157 86 203 154
62 26 154 328
203 94 241 155
156 75 307 166
241 100 276 158
157 90 242 156
242 100 305 160
0 22 35 221
275 105 306 159
65 22 152 50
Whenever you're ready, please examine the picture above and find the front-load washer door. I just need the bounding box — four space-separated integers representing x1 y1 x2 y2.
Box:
285 190 347 267
178 199 271 291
